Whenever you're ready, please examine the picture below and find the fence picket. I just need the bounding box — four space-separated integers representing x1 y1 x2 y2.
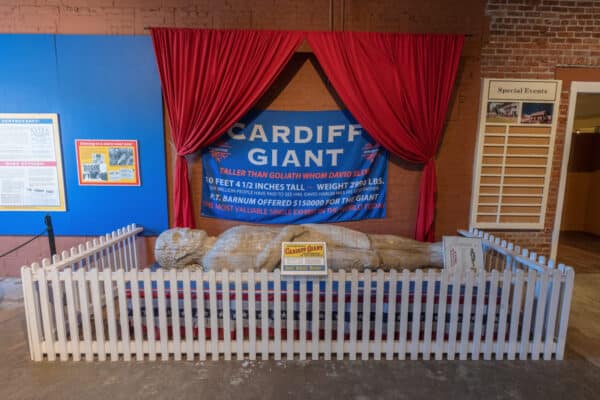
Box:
261 270 269 360
483 270 499 360
156 269 168 360
495 269 512 359
247 270 256 361
543 270 562 360
519 269 537 359
556 268 575 359
459 270 474 360
434 270 448 360
349 270 359 360
299 279 307 361
222 270 232 360
115 268 130 361
103 268 118 361
195 271 206 361
75 268 93 361
361 271 372 360
273 270 282 361
385 270 397 360
374 270 384 360
399 269 410 360
336 271 346 360
423 270 436 360
209 270 219 360
183 269 194 361
50 268 68 361
234 270 244 360
508 270 524 360
37 267 56 361
22 267 43 361
312 278 320 360
531 269 550 360
286 277 294 360
447 270 461 360
90 268 106 361
411 270 424 360
324 273 333 361
130 269 144 361
472 270 487 360
143 268 156 361
170 269 182 360
63 269 79 361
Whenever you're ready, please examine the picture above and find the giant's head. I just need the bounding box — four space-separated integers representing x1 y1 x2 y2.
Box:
154 228 214 269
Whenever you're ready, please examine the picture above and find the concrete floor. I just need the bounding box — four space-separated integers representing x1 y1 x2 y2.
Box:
1 237 599 400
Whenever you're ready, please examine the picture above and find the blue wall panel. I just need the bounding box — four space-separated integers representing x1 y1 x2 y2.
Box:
0 35 168 236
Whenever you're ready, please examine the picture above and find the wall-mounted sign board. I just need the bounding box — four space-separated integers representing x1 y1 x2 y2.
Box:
76 139 140 186
281 242 327 276
0 114 66 211
443 236 484 273
470 79 562 230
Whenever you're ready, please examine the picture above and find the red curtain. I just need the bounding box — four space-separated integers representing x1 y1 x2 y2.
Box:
307 32 464 241
151 28 303 227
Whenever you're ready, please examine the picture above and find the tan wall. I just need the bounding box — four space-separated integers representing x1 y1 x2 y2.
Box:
585 169 600 236
573 116 600 132
561 172 591 231
0 0 487 276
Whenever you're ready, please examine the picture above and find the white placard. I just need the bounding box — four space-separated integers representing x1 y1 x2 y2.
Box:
443 236 484 272
0 114 66 211
488 79 558 101
281 242 327 276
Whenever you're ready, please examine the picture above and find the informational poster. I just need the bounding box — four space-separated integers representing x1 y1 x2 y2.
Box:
443 236 484 273
281 242 327 276
0 114 66 211
201 110 387 223
75 139 140 186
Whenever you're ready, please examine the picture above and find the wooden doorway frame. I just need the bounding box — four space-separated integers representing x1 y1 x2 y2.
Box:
551 81 600 260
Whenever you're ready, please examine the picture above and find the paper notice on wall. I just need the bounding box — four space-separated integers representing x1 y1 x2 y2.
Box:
0 114 66 211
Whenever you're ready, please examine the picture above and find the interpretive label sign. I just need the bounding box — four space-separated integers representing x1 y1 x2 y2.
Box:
201 110 387 223
0 114 66 211
281 242 327 276
75 139 140 186
443 236 484 273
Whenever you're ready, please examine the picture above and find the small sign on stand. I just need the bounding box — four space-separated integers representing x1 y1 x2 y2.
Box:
281 242 327 276
443 236 485 273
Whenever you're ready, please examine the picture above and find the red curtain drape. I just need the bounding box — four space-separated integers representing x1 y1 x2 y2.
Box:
307 32 464 241
151 28 303 228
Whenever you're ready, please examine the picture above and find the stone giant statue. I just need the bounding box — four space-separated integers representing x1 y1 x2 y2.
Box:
155 224 443 272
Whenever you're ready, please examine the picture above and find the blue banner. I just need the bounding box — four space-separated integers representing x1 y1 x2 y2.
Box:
201 110 387 224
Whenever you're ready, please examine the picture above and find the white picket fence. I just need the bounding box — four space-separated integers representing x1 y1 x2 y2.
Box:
20 225 575 361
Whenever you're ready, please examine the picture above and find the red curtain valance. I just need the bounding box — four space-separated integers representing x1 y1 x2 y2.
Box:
150 28 463 240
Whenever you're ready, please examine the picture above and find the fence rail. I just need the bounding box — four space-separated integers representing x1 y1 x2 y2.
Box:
20 225 575 362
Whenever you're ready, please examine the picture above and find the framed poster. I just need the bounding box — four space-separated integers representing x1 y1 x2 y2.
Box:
75 139 140 186
0 113 66 211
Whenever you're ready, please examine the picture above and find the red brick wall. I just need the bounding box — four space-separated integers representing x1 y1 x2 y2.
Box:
481 0 600 257
0 0 486 275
